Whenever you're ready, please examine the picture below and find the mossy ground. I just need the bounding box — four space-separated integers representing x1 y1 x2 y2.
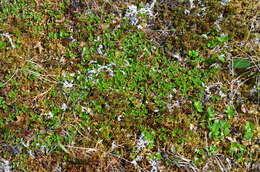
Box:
0 0 259 171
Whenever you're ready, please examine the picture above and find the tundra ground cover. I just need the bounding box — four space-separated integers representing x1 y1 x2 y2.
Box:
0 0 259 171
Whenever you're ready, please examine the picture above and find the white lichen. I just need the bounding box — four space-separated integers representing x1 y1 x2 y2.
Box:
125 5 139 25
61 103 67 111
189 0 195 8
173 53 183 62
87 63 115 81
0 158 11 172
220 0 230 6
63 80 74 88
97 45 107 56
131 155 143 167
137 24 143 29
149 159 160 172
125 0 157 26
135 133 151 152
184 9 190 15
111 140 117 150
0 32 16 48
117 115 123 121
46 112 54 118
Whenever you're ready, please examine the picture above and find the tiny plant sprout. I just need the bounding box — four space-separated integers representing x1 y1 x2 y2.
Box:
225 105 235 119
194 101 203 112
243 122 254 140
188 50 199 58
207 106 215 119
218 54 225 63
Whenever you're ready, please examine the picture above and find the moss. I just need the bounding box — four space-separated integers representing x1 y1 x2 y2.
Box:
0 0 259 171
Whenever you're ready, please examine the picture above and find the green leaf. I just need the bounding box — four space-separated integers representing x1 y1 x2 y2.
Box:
217 36 229 43
0 41 6 48
221 121 230 129
245 122 254 131
233 59 252 69
243 122 254 140
225 105 235 119
188 50 199 58
58 141 71 154
223 127 230 136
207 106 215 119
230 142 245 152
207 40 218 48
218 55 225 63
155 152 162 160
244 132 254 140
194 101 203 112
209 146 218 153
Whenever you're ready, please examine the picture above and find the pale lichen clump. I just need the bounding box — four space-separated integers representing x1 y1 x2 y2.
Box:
0 158 11 172
125 0 157 29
